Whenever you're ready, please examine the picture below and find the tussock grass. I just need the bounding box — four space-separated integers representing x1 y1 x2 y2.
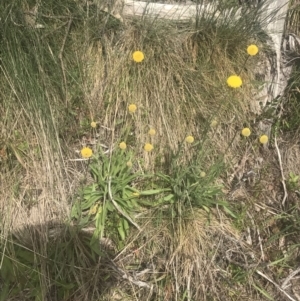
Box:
86 18 263 169
2 223 118 300
1 0 300 300
125 209 244 301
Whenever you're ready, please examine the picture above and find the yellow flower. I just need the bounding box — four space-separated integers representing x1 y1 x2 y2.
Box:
241 127 251 137
81 147 93 158
128 104 137 113
200 171 206 178
132 51 145 63
126 161 133 168
227 75 242 88
91 121 97 128
247 44 259 56
119 142 127 150
210 119 218 128
144 143 153 152
148 128 156 136
185 135 194 144
259 135 268 144
89 204 98 215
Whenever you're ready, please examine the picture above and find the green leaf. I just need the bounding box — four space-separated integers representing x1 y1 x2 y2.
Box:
268 256 289 266
95 204 106 238
0 256 14 281
78 215 90 227
222 205 237 218
70 203 79 219
90 164 101 179
252 283 274 300
17 248 35 264
57 281 75 290
139 188 171 196
171 207 176 218
81 192 102 210
124 185 139 192
137 199 156 206
202 205 210 213
129 198 139 208
114 198 131 212
90 239 105 257
163 194 174 202
0 283 10 301
118 219 126 241
95 209 102 230
33 290 43 301
83 183 97 195
106 201 115 211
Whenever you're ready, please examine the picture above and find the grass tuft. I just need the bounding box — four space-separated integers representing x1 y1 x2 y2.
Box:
1 0 300 300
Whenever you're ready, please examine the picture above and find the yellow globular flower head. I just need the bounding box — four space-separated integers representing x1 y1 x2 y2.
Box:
126 161 133 168
185 135 194 144
247 44 259 56
227 75 243 88
144 143 153 152
200 171 206 178
91 121 97 128
81 147 93 158
119 142 127 150
128 104 137 113
132 51 145 63
210 119 218 128
89 204 98 215
241 127 251 137
148 128 156 136
259 135 268 144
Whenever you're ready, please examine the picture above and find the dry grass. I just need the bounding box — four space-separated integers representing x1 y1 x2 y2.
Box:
1 0 300 300
85 22 260 173
124 209 244 301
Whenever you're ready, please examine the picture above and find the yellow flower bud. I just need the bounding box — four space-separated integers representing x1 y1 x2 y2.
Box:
148 128 156 136
241 127 251 137
80 147 93 158
128 104 137 113
185 136 194 144
227 75 242 88
119 142 127 150
259 135 268 144
144 143 153 152
247 44 259 56
132 51 145 63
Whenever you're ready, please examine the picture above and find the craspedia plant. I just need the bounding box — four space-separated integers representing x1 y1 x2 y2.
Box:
210 119 218 128
241 127 251 137
81 147 93 158
259 135 268 144
132 51 145 63
185 135 194 144
119 142 127 150
247 44 259 56
144 143 153 152
148 128 156 136
128 104 137 113
227 75 242 88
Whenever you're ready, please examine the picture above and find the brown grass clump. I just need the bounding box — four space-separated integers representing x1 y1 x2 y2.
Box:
111 208 266 301
84 19 256 170
1 0 300 300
